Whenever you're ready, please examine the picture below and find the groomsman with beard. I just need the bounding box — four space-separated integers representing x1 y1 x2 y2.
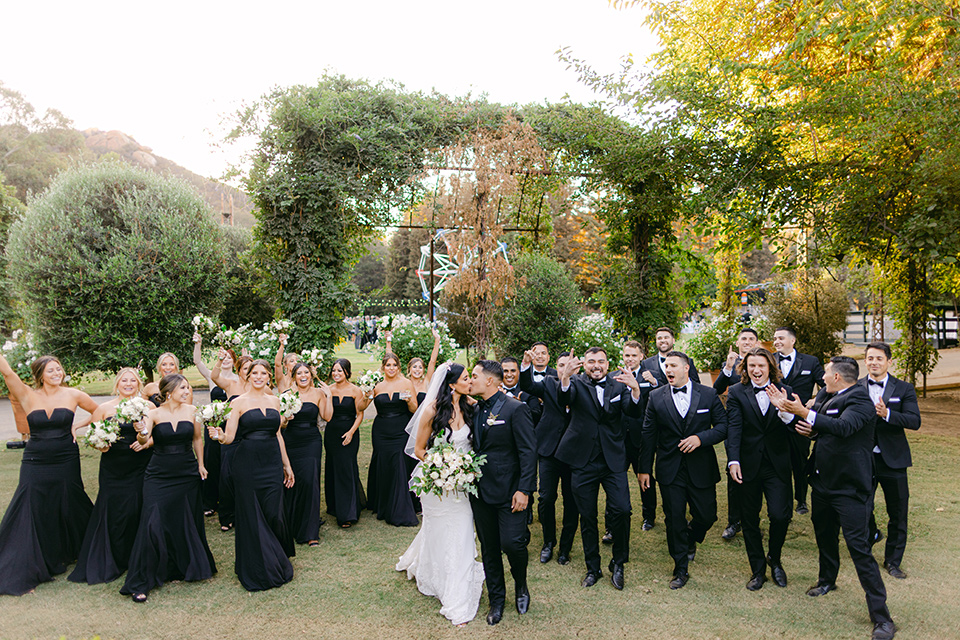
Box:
772 326 825 515
469 361 538 625
640 351 728 590
641 327 701 388
556 348 643 590
726 348 799 591
773 356 896 640
519 350 580 566
860 342 920 580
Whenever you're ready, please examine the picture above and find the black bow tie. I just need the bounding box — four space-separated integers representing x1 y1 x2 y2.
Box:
503 386 517 393
868 379 883 387
659 356 666 363
779 354 792 362
672 386 687 394
753 385 769 394
591 378 607 388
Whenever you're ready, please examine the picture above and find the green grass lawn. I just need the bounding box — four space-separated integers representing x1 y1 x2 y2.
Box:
0 426 957 639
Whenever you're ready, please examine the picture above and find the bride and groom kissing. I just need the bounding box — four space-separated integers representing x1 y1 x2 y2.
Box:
396 359 537 626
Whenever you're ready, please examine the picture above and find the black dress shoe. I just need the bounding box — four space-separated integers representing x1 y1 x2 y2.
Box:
884 563 907 580
687 542 696 563
872 621 897 640
540 542 555 564
515 585 530 614
796 501 809 515
721 522 741 540
609 561 625 590
746 572 766 591
641 519 655 531
669 570 689 590
581 571 602 587
556 553 571 565
486 603 504 625
601 530 614 545
769 561 788 587
806 581 837 597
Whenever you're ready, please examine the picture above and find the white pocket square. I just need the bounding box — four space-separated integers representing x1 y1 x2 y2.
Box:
610 395 622 403
696 408 709 414
889 397 901 403
801 370 811 375
826 409 839 415
638 382 651 388
491 420 506 425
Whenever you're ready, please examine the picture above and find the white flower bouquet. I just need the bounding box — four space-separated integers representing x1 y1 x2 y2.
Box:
378 315 394 331
191 314 219 339
80 419 121 450
115 397 153 424
410 431 487 498
268 318 294 336
278 391 303 420
195 400 232 427
356 369 384 395
214 324 250 350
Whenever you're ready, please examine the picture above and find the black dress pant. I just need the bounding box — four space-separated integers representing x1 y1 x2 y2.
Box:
626 439 658 522
740 462 792 575
810 481 892 625
869 454 910 567
659 464 717 573
787 431 811 504
570 453 631 574
471 496 529 607
727 474 741 526
538 454 579 554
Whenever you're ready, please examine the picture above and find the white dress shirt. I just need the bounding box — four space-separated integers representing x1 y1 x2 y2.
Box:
778 349 796 379
671 380 692 418
867 374 891 452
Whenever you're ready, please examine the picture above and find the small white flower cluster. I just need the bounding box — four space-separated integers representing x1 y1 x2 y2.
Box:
214 325 250 349
1 329 39 378
80 419 121 450
411 432 486 498
115 397 153 424
356 369 384 394
300 347 329 369
268 318 294 335
191 314 219 338
378 314 393 331
569 313 625 363
278 391 303 420
370 315 460 365
195 400 231 427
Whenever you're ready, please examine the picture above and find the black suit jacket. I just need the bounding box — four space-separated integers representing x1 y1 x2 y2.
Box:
641 355 701 387
857 375 920 469
502 385 542 425
781 352 825 404
725 381 798 483
519 366 569 457
555 374 642 472
473 391 538 505
713 356 742 394
807 385 876 496
622 367 650 450
640 382 728 488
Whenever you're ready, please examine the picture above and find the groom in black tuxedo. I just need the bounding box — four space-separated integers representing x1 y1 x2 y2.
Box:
556 347 643 591
469 360 538 626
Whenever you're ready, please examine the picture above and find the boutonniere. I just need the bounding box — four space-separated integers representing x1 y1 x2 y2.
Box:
487 413 500 426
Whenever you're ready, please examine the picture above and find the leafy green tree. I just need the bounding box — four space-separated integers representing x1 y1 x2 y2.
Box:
0 171 25 331
220 226 276 329
5 162 226 377
493 252 582 358
761 270 850 365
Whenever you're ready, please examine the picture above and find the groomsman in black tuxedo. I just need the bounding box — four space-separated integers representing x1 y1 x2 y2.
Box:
501 357 542 425
775 356 896 640
726 348 799 590
773 326 825 515
556 347 643 590
519 350 579 565
860 342 920 580
620 341 656 530
639 351 728 590
640 327 701 387
529 342 558 382
469 361 538 625
714 327 758 541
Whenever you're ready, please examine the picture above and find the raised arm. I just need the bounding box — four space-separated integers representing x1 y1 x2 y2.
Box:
274 335 287 385
210 349 228 386
318 383 333 422
192 333 213 384
0 352 31 403
426 327 441 381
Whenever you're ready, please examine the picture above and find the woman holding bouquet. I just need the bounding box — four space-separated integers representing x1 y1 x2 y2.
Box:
396 363 483 626
212 352 254 531
282 362 325 546
192 333 236 517
367 354 419 527
120 374 215 602
209 360 296 591
321 358 368 528
407 327 442 405
274 334 299 394
70 368 154 584
0 354 98 596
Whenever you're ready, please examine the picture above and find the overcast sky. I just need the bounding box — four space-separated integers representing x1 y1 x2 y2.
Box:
2 0 658 179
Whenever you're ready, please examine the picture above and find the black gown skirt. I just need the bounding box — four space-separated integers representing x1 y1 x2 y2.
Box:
0 409 93 595
282 402 323 543
69 422 153 584
202 386 227 513
218 393 240 528
121 421 216 596
324 396 366 526
366 393 417 527
232 408 294 591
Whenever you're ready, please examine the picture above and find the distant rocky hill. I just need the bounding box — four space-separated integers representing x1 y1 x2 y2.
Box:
80 128 256 228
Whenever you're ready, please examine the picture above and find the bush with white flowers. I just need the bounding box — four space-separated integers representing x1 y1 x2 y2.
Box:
568 314 625 365
0 330 40 397
371 314 460 369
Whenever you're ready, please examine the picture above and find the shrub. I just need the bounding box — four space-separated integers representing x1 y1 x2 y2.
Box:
371 314 460 369
0 329 38 396
760 270 849 364
568 313 625 365
685 305 742 371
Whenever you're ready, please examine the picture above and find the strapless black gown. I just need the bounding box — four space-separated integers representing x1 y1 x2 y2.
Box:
218 393 240 528
282 401 323 543
202 386 227 513
367 393 417 527
69 421 153 584
324 396 366 526
121 421 216 596
0 409 93 595
233 408 294 591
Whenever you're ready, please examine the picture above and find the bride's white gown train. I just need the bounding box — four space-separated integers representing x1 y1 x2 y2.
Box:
396 426 484 625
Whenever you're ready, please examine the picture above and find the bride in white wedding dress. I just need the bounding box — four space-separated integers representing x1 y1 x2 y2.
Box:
396 363 484 626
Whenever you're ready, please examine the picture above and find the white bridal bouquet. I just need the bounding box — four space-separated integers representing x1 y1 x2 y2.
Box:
410 431 487 498
115 397 153 424
378 314 394 331
356 369 384 395
81 419 121 450
195 400 231 427
268 318 294 335
278 391 303 420
214 325 250 350
191 314 219 338
300 347 329 368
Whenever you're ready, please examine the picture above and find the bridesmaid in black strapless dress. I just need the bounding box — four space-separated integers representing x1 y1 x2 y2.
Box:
210 360 294 591
70 368 154 584
212 353 255 531
321 358 368 528
0 353 98 596
121 374 215 602
282 363 326 545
